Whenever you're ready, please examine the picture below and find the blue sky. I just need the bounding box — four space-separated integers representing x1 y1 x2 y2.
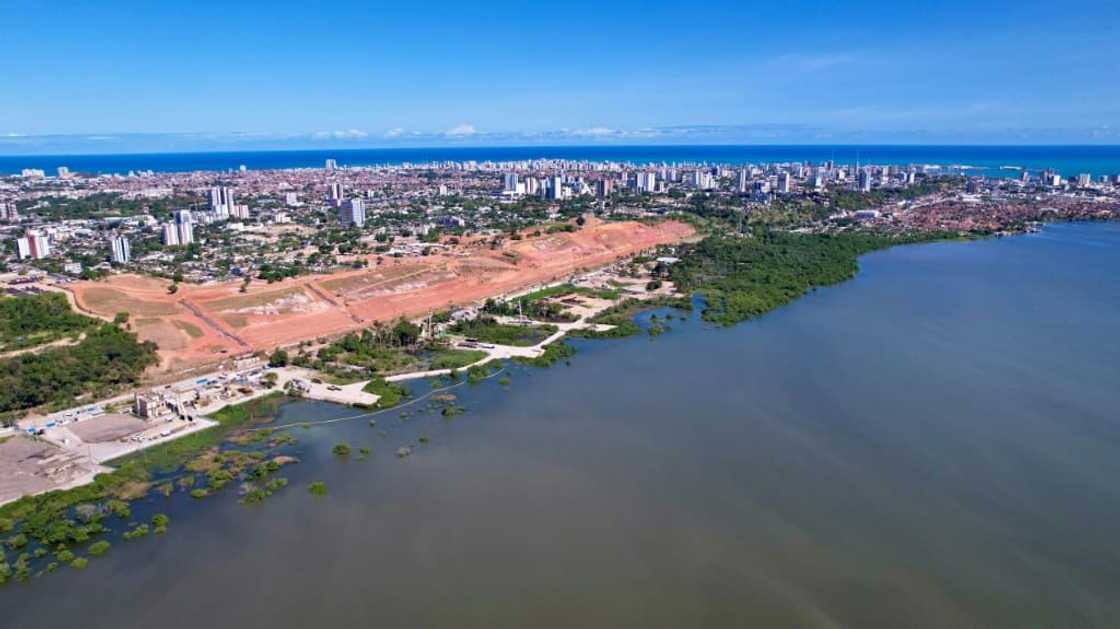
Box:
2 0 1118 152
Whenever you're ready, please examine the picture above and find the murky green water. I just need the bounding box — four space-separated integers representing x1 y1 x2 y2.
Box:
5 222 1120 628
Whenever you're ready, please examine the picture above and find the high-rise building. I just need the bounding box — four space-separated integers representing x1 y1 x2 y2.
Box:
596 178 613 198
1076 173 1092 187
777 172 792 194
16 229 50 259
0 202 19 221
284 192 300 206
503 172 519 193
56 166 71 179
338 198 366 227
737 170 750 193
162 222 180 246
325 158 338 171
857 169 872 192
209 186 235 219
636 172 658 193
174 210 194 245
110 234 131 264
328 182 344 202
547 176 565 201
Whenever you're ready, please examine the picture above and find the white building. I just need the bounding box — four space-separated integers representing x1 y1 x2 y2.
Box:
209 186 236 219
0 202 18 221
338 198 366 227
690 170 715 190
16 229 50 259
162 221 179 243
778 172 792 194
162 222 180 246
110 234 131 264
174 209 194 245
546 176 565 201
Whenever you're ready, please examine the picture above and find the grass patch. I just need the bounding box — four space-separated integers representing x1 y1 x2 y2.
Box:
513 340 575 368
362 377 409 409
571 297 692 339
449 317 557 347
427 348 486 370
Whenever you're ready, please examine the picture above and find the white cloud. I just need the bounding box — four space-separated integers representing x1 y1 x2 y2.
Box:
445 123 477 137
383 127 406 138
572 127 617 137
311 129 369 140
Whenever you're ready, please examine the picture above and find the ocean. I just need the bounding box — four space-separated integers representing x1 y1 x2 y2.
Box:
3 145 1120 178
3 222 1119 628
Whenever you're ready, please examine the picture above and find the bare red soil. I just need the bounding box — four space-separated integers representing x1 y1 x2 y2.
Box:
70 218 694 374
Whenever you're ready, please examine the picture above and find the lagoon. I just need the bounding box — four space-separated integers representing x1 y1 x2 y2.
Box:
4 222 1119 628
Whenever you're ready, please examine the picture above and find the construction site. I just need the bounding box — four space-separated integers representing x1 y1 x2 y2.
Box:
67 218 695 375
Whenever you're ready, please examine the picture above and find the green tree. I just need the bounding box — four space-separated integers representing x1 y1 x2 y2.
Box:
268 349 289 367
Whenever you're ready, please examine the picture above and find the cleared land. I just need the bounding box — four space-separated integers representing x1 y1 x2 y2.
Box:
67 414 147 443
0 434 108 506
70 219 694 374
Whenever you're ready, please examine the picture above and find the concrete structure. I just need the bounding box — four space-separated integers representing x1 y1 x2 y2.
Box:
339 198 366 227
110 234 130 264
174 209 194 245
16 229 50 259
162 222 180 246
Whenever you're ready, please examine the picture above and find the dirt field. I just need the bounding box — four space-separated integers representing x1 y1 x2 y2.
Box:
70 218 694 374
68 414 148 443
0 435 108 506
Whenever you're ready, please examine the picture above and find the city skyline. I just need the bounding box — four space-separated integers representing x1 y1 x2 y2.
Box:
3 1 1119 153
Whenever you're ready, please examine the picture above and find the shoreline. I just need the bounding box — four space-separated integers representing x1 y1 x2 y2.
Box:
0 219 1111 587
5 144 1120 178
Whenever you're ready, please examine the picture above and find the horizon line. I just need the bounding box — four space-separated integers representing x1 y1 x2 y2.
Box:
4 142 1120 160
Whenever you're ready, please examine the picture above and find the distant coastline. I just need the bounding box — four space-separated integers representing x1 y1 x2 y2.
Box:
4 144 1120 177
